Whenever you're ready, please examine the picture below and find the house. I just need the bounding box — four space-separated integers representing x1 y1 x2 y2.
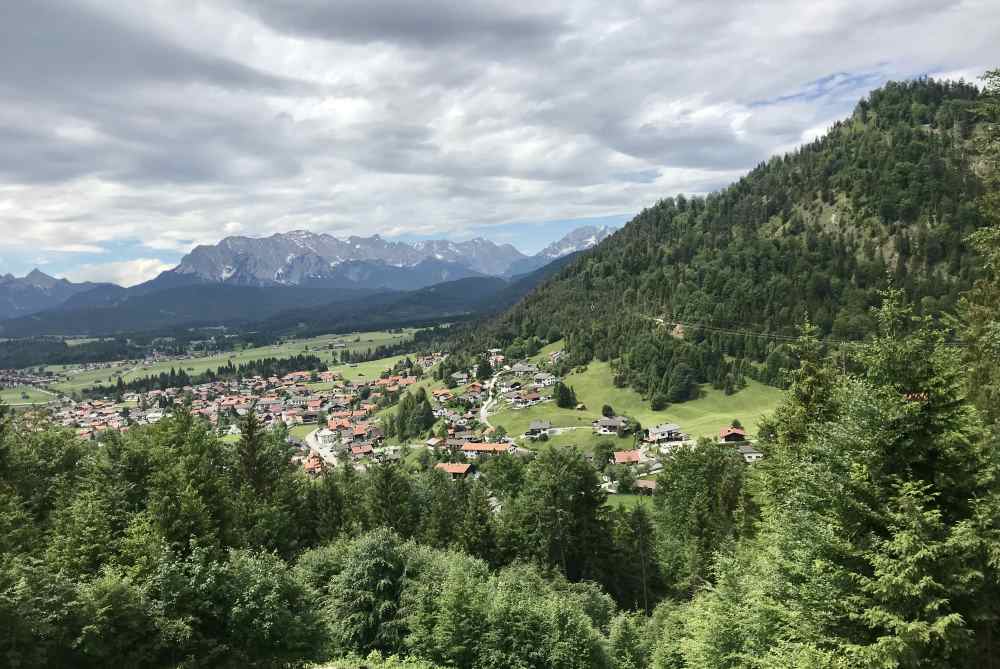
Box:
461 442 516 458
303 451 325 477
512 362 538 375
719 426 747 443
533 372 557 387
613 449 643 465
645 423 683 444
426 437 444 449
350 444 374 460
526 420 553 438
451 371 470 385
593 416 629 435
316 428 339 447
435 462 474 480
352 423 370 442
635 479 658 494
736 443 764 463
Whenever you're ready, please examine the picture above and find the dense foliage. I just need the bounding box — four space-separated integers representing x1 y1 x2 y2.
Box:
460 78 990 406
2 75 999 668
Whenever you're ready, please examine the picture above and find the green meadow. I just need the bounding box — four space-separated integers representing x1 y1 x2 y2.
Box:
489 358 783 445
48 329 419 395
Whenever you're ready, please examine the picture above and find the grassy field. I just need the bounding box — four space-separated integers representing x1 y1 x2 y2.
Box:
289 424 315 441
0 385 57 405
529 339 566 364
48 329 420 396
489 360 783 444
606 493 652 510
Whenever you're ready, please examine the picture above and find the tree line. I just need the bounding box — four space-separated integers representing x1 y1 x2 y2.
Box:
84 353 327 398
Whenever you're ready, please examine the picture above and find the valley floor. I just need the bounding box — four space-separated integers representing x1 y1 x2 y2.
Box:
46 328 419 396
489 360 782 449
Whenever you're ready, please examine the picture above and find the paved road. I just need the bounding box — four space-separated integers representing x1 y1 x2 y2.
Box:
479 373 500 428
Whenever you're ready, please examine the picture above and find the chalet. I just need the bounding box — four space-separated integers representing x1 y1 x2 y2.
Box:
499 380 522 394
435 462 475 480
512 391 542 408
719 426 747 443
432 388 453 401
533 372 557 388
352 423 370 442
350 444 374 460
593 416 629 435
736 443 764 463
512 362 538 375
645 423 683 444
303 452 325 477
613 449 643 465
461 442 516 458
526 420 553 438
635 479 658 494
451 371 470 385
426 437 444 449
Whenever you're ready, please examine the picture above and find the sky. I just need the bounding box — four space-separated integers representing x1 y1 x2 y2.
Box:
0 0 997 286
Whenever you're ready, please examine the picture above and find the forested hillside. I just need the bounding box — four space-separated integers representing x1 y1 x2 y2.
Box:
465 79 989 405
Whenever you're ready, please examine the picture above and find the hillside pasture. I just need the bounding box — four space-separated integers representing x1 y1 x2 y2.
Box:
489 360 783 446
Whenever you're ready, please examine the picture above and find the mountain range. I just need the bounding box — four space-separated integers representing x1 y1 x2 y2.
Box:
164 225 613 287
0 225 615 333
0 270 114 321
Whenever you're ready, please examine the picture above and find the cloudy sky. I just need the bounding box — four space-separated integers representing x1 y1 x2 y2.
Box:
1 0 997 286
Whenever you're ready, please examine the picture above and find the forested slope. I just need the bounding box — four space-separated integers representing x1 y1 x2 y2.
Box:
467 79 989 404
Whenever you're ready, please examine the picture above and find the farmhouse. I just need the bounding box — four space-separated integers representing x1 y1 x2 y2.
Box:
435 462 475 479
736 443 764 463
512 362 538 375
613 449 643 465
461 442 516 458
593 415 629 435
533 372 558 388
645 423 683 444
719 426 747 443
526 420 553 438
635 479 657 494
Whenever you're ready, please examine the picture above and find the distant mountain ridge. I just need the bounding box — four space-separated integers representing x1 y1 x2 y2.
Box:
0 270 113 320
0 224 619 331
166 226 617 288
504 225 616 276
170 230 526 286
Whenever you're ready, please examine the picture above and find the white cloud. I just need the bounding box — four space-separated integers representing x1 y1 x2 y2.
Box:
0 0 997 276
70 258 174 287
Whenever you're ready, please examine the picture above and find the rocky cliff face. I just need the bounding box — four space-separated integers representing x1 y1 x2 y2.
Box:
172 230 529 285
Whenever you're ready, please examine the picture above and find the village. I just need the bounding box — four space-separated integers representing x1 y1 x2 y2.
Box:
31 340 764 504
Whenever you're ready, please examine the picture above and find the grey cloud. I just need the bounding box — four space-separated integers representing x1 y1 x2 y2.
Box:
232 0 567 50
0 0 307 96
0 0 997 274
